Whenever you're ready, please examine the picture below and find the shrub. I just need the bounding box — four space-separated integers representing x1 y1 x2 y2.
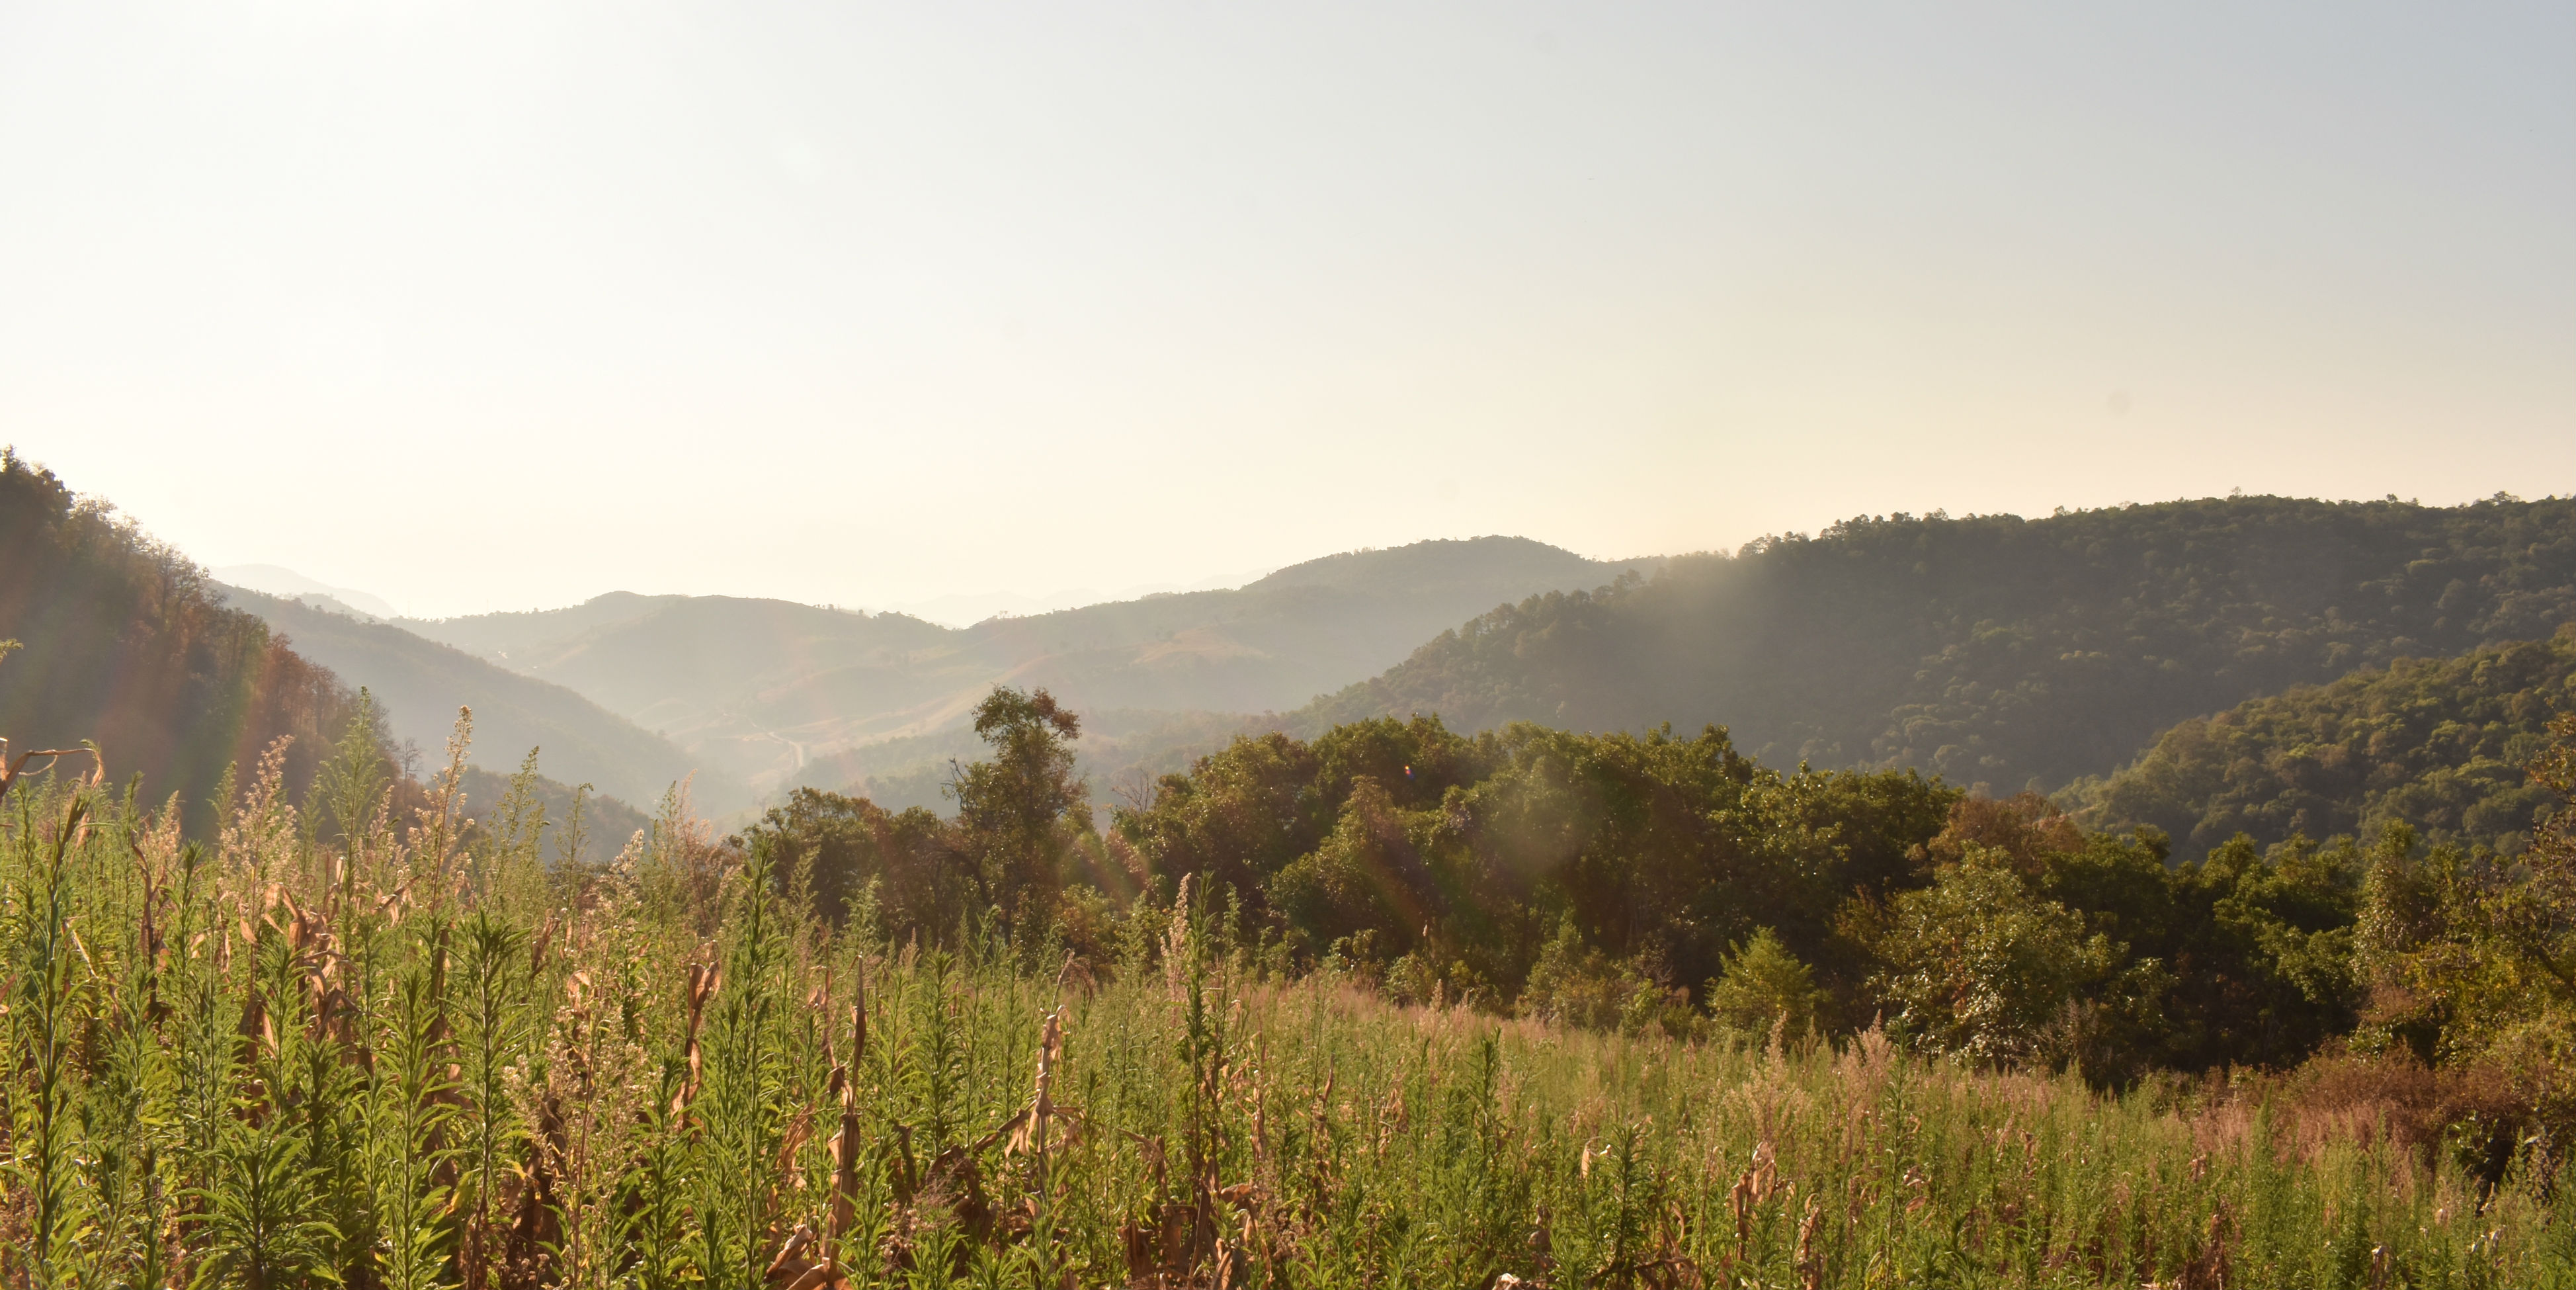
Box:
1704 927 1826 1043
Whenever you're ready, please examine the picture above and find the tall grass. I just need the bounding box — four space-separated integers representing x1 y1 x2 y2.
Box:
0 736 2566 1288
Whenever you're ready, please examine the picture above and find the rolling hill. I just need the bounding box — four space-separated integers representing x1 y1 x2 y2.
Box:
216 586 737 814
1304 495 2576 795
402 537 1655 795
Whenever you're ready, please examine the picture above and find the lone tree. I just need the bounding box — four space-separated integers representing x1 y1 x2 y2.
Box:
951 686 1091 935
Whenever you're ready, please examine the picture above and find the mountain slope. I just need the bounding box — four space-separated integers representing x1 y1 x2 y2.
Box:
1308 495 2576 793
0 451 359 829
2071 628 2576 859
406 537 1651 793
499 597 956 734
219 587 736 813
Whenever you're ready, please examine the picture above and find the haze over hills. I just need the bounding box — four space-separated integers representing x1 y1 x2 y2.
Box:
0 452 648 853
213 564 404 620
400 537 1657 795
1307 495 2576 795
889 567 1274 628
41 459 2576 863
14 452 2576 869
214 585 739 814
216 499 2576 832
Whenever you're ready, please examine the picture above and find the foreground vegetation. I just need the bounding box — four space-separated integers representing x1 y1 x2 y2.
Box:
3 701 2573 1287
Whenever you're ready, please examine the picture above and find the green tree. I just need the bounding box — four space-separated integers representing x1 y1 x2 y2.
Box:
2357 713 2576 1148
741 787 958 939
1903 791 2362 1076
950 686 1092 934
1868 851 2134 1066
2140 832 2364 1071
1114 730 1328 902
1267 776 1434 959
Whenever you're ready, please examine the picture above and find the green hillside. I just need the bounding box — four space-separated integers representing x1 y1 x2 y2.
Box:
2071 627 2576 859
1308 495 2576 793
405 537 1650 795
0 450 359 828
218 586 737 814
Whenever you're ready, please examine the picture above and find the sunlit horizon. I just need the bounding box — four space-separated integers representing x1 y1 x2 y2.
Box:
5 1 2568 618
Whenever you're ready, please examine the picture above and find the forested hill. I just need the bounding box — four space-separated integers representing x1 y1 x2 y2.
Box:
0 452 663 850
0 450 360 830
1306 495 2576 794
2072 627 2576 860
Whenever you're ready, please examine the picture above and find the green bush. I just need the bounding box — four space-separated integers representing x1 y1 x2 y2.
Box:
1704 928 1827 1045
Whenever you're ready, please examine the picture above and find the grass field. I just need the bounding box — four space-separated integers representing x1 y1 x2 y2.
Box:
2 750 2567 1289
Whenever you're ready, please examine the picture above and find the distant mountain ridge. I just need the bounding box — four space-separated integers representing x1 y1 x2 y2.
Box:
891 566 1272 628
401 537 1655 795
1306 495 2576 794
214 564 404 619
37 462 2576 847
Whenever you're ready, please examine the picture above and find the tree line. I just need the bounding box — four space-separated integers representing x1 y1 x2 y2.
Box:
743 683 2576 1176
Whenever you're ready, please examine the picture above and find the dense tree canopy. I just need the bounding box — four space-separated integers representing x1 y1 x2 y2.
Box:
1118 715 1959 1010
749 687 2415 1086
2075 627 2576 861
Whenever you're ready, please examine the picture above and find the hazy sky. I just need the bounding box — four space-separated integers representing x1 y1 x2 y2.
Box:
4 2 2569 618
